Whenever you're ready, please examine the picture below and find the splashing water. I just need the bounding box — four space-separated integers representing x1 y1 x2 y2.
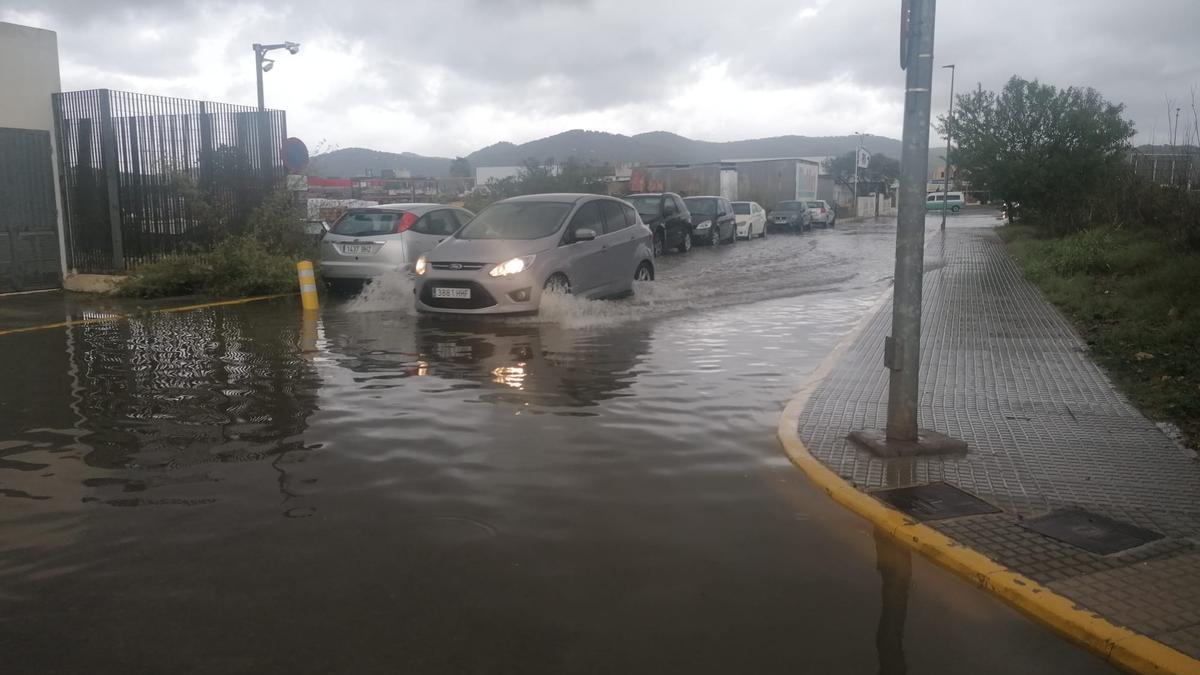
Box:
345 270 417 315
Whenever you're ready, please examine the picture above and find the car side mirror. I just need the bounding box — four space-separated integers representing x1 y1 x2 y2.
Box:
322 221 332 232
573 228 597 242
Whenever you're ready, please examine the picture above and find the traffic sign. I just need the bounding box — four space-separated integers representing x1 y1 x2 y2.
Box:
281 137 309 173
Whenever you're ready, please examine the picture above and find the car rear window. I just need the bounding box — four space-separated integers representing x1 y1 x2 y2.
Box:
626 195 661 217
456 201 572 240
332 211 401 236
774 201 804 211
732 203 751 215
807 201 824 208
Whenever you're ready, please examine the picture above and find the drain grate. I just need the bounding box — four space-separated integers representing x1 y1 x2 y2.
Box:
871 482 1001 521
1020 508 1163 555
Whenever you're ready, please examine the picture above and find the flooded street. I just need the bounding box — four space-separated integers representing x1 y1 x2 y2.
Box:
1 216 1109 673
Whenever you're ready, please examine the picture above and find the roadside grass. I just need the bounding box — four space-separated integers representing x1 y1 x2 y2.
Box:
117 236 303 299
1000 225 1200 449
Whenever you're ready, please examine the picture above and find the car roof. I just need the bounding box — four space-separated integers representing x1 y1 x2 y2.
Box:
684 195 722 200
501 193 604 204
357 203 445 213
626 192 676 197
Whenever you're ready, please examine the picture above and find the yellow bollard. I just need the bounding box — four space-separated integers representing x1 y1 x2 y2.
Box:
296 260 320 311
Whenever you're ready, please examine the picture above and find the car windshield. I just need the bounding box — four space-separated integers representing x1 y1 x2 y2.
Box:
331 211 400 236
625 195 662 217
773 201 804 212
732 203 751 215
456 201 572 240
683 198 716 216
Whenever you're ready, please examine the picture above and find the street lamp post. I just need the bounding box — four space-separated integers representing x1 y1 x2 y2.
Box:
251 41 300 172
853 132 868 217
940 63 955 230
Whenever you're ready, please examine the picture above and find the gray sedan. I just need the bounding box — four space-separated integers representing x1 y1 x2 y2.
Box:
320 204 474 287
414 194 655 314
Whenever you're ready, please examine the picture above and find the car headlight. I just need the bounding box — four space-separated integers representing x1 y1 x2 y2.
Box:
414 255 428 276
695 220 711 229
489 255 534 278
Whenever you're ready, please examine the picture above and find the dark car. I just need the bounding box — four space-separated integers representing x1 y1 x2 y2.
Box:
624 192 694 256
767 200 813 233
682 196 738 246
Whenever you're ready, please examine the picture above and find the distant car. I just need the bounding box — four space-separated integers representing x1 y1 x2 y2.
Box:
683 196 738 246
623 192 694 256
767 200 812 233
732 201 767 239
414 193 655 315
926 191 965 212
806 200 836 227
321 204 474 288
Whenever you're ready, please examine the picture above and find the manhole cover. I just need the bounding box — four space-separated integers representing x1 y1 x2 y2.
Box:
871 482 1000 521
1020 508 1162 555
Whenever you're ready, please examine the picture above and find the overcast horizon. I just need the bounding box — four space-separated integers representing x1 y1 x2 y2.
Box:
4 0 1198 157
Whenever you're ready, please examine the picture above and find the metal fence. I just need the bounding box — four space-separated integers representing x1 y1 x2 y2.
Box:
52 89 287 273
1131 151 1199 190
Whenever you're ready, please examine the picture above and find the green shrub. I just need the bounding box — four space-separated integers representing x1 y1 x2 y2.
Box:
117 237 301 299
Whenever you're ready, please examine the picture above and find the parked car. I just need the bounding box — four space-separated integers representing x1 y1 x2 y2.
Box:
926 191 965 212
321 204 474 289
623 192 694 256
767 200 812 233
805 200 836 227
732 201 767 239
414 193 655 315
682 196 738 246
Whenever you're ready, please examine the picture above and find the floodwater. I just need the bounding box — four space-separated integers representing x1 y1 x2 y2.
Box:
0 214 1111 674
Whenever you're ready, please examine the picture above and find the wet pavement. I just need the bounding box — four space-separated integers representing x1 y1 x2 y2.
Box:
0 214 1111 673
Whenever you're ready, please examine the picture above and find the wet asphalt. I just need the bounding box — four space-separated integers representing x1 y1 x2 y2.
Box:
0 213 1112 673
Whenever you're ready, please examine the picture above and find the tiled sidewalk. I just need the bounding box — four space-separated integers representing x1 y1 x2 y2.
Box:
797 227 1200 660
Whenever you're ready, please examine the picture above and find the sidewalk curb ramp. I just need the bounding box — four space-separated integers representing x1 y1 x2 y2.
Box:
776 286 1200 675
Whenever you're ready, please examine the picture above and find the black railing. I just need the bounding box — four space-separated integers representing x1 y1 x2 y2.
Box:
53 89 287 273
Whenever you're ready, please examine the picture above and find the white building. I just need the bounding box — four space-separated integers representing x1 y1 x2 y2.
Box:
0 22 67 291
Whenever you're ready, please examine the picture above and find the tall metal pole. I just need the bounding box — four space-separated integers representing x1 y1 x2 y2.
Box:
853 134 860 217
253 44 266 111
886 0 936 442
939 64 955 230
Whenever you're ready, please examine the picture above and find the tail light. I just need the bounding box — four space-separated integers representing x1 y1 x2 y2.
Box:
394 212 418 233
820 207 827 214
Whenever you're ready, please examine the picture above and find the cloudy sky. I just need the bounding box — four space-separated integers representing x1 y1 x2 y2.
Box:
5 0 1198 156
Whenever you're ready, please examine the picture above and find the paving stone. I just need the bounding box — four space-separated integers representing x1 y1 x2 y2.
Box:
796 228 1200 658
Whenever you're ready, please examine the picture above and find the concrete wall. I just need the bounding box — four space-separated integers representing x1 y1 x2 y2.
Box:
0 22 66 279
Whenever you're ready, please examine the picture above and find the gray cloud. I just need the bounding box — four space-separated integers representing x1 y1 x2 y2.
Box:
6 0 1199 151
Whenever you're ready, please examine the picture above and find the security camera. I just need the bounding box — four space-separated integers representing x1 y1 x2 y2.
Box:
285 41 300 55
261 58 274 72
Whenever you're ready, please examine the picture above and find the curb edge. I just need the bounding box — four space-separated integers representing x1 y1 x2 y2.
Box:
775 285 1200 675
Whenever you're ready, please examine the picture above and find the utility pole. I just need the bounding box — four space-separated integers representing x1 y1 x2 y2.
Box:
847 0 964 456
251 41 300 178
939 64 955 231
852 132 868 217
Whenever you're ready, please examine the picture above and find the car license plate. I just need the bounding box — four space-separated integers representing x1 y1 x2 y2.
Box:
433 287 470 299
341 244 373 255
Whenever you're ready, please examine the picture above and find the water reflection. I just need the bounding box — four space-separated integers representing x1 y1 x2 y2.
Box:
875 526 913 675
0 303 321 509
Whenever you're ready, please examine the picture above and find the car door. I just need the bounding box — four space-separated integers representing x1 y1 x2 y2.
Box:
668 194 691 245
598 199 637 293
754 203 766 234
559 200 607 296
407 209 459 263
719 199 735 240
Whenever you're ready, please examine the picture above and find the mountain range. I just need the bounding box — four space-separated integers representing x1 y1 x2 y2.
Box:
308 130 911 178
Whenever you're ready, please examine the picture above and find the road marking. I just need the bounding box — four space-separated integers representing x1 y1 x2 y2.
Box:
775 273 1199 675
0 293 296 338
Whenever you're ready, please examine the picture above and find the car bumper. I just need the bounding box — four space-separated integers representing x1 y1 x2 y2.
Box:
415 271 542 315
320 259 407 279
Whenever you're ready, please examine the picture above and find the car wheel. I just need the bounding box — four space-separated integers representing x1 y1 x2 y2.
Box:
951 205 961 213
653 229 665 257
544 273 571 295
727 225 737 244
634 261 654 282
677 231 692 253
708 227 720 246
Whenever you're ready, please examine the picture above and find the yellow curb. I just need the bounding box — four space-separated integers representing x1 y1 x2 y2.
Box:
776 286 1200 675
0 293 296 338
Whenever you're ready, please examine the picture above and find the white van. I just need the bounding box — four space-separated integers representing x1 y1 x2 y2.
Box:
926 192 965 212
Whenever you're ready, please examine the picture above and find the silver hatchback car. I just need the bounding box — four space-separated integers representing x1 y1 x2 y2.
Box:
414 193 655 314
320 203 474 286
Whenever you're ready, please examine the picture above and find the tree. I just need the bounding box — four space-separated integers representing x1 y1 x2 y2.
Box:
449 156 472 178
944 76 1135 228
824 151 901 189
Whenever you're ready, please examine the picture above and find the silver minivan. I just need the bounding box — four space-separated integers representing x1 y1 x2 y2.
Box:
320 203 474 286
414 193 655 314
